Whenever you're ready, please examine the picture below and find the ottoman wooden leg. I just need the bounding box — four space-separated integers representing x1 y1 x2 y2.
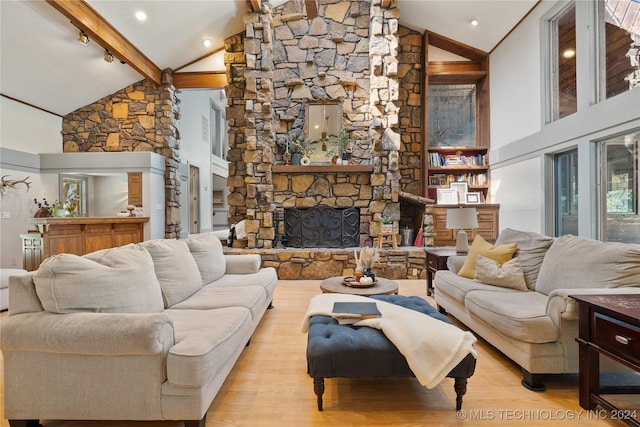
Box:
313 377 325 411
454 377 468 410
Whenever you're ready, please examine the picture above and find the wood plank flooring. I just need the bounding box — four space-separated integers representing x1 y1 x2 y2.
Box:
1 280 636 426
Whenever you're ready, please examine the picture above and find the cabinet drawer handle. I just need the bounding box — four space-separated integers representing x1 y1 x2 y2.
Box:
615 335 629 345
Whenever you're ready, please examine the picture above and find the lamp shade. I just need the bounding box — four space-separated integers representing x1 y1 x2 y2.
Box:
446 207 479 230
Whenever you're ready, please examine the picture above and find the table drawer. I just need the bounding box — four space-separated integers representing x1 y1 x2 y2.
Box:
593 313 640 365
427 255 438 269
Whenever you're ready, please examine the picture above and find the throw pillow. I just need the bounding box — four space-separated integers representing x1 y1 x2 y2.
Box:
139 239 203 307
474 255 528 290
457 235 518 279
34 244 164 314
183 232 226 285
495 228 554 290
535 235 640 295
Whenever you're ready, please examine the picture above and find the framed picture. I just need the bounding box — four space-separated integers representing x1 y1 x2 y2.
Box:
449 182 468 204
60 175 88 216
429 176 441 186
465 192 482 204
437 188 459 205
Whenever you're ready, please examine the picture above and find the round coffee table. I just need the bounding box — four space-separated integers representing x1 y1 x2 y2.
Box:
319 276 399 297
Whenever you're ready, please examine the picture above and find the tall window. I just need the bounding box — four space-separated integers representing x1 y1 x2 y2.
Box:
599 130 640 243
600 0 640 99
546 2 577 122
554 149 579 236
427 84 477 147
210 99 226 160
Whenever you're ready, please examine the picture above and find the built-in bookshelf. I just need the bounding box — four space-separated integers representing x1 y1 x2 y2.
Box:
426 146 489 201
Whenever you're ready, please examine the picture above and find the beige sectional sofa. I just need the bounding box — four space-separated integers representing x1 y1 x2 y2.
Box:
1 232 278 427
434 229 640 391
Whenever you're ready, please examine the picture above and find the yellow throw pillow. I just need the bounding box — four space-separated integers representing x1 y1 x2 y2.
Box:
457 235 517 279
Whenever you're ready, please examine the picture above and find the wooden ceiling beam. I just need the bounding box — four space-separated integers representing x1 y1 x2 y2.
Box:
46 0 162 86
305 0 317 19
426 30 488 64
173 72 227 90
250 0 262 12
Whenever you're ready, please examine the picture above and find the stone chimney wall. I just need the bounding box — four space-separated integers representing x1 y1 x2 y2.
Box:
225 0 411 249
60 70 182 238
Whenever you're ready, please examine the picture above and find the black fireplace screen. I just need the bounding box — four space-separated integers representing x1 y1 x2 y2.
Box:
285 206 359 248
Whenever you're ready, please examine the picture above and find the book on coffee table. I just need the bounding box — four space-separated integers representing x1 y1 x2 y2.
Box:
332 302 381 324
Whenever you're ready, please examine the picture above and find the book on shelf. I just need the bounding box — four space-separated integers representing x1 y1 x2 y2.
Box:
332 302 381 324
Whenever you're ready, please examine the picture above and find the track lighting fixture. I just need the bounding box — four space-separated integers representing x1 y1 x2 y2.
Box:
103 50 114 63
78 30 89 46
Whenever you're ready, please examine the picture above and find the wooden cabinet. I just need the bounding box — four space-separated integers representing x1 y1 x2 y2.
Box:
426 146 489 202
128 172 142 208
431 204 499 247
573 294 640 426
22 217 149 271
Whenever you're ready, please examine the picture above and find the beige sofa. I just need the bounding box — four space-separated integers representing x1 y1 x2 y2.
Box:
1 232 278 427
434 229 640 391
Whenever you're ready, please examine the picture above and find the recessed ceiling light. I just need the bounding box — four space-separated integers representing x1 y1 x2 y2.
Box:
135 11 147 21
202 39 212 48
470 19 479 26
563 49 576 58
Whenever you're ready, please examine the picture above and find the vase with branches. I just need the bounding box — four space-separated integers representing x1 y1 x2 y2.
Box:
277 132 310 165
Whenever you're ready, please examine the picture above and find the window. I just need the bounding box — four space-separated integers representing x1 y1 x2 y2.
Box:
599 0 640 99
427 84 477 147
210 99 226 160
599 129 640 243
554 149 579 236
546 2 577 122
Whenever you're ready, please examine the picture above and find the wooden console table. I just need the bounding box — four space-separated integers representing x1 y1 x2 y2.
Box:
21 217 149 271
572 294 640 426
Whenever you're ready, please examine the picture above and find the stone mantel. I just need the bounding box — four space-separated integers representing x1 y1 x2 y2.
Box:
272 165 374 173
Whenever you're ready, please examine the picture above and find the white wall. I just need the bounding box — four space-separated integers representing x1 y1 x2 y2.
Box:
489 0 640 237
179 89 229 233
180 90 214 233
0 97 62 153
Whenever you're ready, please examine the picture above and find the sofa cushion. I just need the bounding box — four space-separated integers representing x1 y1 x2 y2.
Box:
535 235 640 295
33 245 164 314
183 232 226 285
164 307 253 387
139 239 202 307
208 267 279 301
169 285 267 320
495 228 555 290
458 235 517 279
465 290 558 343
435 270 519 305
474 255 528 291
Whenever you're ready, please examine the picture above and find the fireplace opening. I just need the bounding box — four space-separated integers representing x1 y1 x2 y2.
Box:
285 206 359 248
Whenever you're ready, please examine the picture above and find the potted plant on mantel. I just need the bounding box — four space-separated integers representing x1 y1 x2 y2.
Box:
328 128 352 164
277 132 310 166
379 215 393 233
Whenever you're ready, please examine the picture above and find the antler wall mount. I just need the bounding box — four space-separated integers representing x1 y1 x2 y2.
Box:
1 175 32 196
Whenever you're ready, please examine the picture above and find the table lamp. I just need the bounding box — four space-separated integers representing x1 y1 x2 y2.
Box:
446 207 478 253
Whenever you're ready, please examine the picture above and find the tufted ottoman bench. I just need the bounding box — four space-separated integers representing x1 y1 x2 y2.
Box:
306 294 476 411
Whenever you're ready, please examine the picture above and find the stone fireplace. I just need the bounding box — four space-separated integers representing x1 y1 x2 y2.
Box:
223 0 422 249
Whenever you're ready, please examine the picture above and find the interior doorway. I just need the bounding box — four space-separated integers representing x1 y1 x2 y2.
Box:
189 164 200 234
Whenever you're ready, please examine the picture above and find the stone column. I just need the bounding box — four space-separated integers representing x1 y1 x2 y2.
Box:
226 2 276 248
368 0 401 238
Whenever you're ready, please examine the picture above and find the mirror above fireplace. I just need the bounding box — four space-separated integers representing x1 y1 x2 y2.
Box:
305 101 341 163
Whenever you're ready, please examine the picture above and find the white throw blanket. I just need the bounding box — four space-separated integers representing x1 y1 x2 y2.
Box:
301 294 477 389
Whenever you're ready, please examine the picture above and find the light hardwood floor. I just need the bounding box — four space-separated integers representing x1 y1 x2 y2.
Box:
1 280 636 427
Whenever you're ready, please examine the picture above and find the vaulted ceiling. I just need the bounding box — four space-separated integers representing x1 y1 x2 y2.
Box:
0 0 538 117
